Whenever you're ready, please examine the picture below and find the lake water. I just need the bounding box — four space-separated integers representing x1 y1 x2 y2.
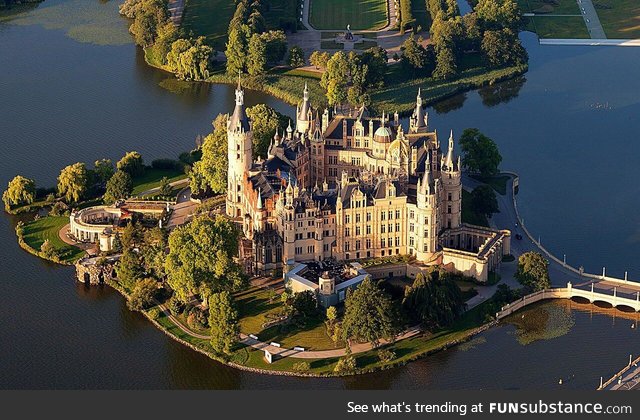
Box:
1 0 639 389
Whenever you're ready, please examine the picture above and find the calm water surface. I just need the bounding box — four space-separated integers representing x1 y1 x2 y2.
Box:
1 0 639 389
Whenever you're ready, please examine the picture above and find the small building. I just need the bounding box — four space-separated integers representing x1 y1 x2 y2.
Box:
69 200 172 252
284 259 370 307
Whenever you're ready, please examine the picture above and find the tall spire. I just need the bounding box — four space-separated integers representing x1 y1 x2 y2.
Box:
257 188 263 209
421 153 433 195
410 88 427 133
444 130 455 170
229 72 249 132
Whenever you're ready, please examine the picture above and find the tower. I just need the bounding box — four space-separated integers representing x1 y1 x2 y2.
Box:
409 88 428 133
440 130 462 229
415 154 439 259
296 82 312 135
226 76 253 219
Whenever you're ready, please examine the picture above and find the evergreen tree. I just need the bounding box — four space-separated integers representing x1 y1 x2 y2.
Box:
470 185 499 219
116 249 144 291
247 33 267 76
104 170 133 205
402 270 465 328
208 291 240 354
226 24 250 75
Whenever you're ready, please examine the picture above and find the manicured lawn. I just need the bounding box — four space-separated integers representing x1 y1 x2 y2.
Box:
595 0 640 39
309 0 388 30
529 16 590 39
471 174 509 195
181 0 236 50
22 216 85 263
517 0 581 15
235 286 339 350
462 190 489 227
131 168 187 195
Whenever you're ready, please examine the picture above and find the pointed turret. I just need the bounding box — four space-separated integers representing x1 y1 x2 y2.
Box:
410 88 428 133
443 130 456 171
257 188 263 209
228 73 250 133
421 154 433 195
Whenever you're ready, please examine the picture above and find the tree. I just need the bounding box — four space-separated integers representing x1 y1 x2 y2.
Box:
402 270 466 328
515 251 550 292
104 170 133 204
40 239 58 259
225 24 250 75
309 50 330 70
247 33 268 76
117 151 144 178
128 278 159 311
189 114 228 194
246 104 288 158
433 46 457 80
326 306 337 324
57 162 88 203
127 0 169 47
400 33 428 74
261 30 287 65
159 176 172 196
166 37 213 80
341 278 398 348
154 21 178 65
481 28 527 67
165 215 245 303
288 45 305 68
121 222 142 250
116 249 144 291
470 185 499 219
334 354 357 373
208 291 240 354
3 175 36 209
93 159 115 186
475 0 522 31
320 51 349 106
360 46 388 87
459 128 502 176
292 290 317 318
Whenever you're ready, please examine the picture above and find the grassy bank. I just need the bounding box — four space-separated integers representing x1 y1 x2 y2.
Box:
131 168 187 195
17 216 85 264
371 63 528 115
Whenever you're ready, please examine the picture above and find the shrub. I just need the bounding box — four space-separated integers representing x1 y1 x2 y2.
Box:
186 307 209 329
40 240 58 259
169 297 185 315
49 201 69 217
334 355 357 374
292 361 310 372
147 307 161 320
377 348 397 363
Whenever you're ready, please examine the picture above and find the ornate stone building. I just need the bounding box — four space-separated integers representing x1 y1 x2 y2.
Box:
226 81 509 282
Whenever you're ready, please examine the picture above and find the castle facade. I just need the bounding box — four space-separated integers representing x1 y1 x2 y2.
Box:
226 81 510 283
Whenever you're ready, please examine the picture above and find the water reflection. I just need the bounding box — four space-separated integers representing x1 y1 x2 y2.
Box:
478 76 526 107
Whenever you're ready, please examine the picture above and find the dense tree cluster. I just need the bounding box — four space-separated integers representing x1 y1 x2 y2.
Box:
166 37 214 80
208 291 240 354
319 48 387 107
403 0 526 80
225 0 288 76
120 0 212 81
104 170 133 205
470 184 499 219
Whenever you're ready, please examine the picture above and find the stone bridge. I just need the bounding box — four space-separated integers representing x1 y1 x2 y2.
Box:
496 281 640 320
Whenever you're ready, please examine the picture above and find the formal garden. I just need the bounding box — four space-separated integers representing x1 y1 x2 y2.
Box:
309 0 389 30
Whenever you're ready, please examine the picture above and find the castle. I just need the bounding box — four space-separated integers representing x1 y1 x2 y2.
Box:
226 80 510 286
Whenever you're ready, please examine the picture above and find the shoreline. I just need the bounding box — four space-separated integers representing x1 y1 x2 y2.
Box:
143 48 528 116
107 277 499 378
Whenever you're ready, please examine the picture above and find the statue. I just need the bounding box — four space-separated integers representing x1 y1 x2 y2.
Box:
345 24 353 41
